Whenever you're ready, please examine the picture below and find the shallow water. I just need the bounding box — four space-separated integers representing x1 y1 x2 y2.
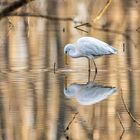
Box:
1 68 140 140
0 0 140 140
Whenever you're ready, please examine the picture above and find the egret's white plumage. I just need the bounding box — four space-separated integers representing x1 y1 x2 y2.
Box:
64 37 117 72
64 82 117 105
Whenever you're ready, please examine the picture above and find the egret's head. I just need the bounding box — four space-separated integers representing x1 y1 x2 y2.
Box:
64 44 75 65
64 87 75 98
64 44 74 54
64 83 79 98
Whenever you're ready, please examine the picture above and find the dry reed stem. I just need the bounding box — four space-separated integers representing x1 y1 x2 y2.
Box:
93 0 112 23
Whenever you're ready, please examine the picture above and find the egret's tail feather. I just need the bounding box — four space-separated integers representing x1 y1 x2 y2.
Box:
110 45 117 54
113 48 117 54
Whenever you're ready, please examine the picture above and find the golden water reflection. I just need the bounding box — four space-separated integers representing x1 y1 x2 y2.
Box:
0 0 140 140
0 69 140 140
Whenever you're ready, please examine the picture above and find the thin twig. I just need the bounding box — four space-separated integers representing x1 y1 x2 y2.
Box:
75 27 88 33
120 89 140 126
53 62 56 74
64 112 79 140
74 22 91 28
136 26 140 33
64 112 79 132
117 112 125 140
7 17 15 34
74 22 91 33
117 112 125 130
74 26 89 33
123 43 126 52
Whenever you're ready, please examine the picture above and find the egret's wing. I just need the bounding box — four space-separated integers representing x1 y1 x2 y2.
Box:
64 82 118 105
77 37 117 56
76 85 117 105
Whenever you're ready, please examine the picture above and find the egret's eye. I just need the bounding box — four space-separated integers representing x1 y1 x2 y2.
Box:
65 51 68 54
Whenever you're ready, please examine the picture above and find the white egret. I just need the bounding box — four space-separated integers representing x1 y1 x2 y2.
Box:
64 82 117 105
64 37 117 73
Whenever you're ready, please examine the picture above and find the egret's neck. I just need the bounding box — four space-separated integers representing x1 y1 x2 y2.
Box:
68 46 81 58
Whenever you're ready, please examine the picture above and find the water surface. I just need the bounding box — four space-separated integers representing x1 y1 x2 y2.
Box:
0 0 140 140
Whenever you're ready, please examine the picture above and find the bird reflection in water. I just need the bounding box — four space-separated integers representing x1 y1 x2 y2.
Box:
64 73 118 105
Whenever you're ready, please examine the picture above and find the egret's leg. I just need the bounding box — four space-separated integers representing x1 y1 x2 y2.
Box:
92 59 97 75
88 70 91 82
92 69 97 82
64 76 67 89
88 59 91 72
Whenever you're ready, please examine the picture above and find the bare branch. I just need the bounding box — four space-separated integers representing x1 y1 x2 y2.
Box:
120 89 140 126
0 0 35 20
0 12 73 21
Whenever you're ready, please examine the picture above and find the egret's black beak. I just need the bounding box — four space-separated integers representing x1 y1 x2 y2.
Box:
64 76 67 89
64 51 68 65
